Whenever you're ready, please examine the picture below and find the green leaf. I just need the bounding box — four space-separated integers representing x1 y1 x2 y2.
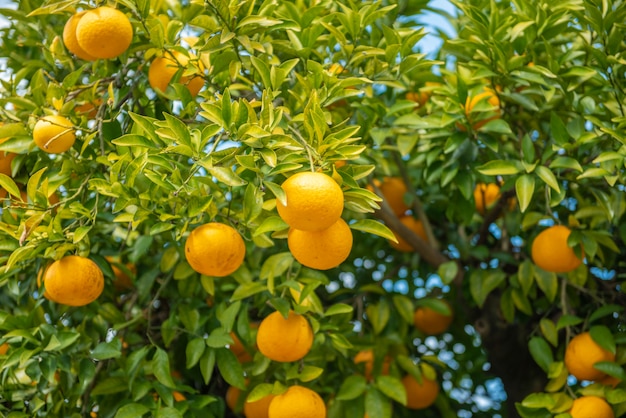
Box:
285 365 324 382
366 300 391 334
114 403 150 418
392 295 415 324
534 268 558 302
515 174 535 212
247 383 274 403
556 315 583 330
216 348 245 389
365 387 393 418
437 261 458 285
590 305 624 323
540 319 558 347
528 337 554 373
186 338 206 369
535 166 560 193
521 393 556 409
477 160 522 176
156 407 183 418
549 157 583 172
0 173 21 198
349 219 397 241
470 270 506 308
199 349 216 385
590 325 616 354
112 134 159 149
91 341 122 361
336 375 368 401
153 348 176 388
324 303 354 316
207 166 247 187
375 376 407 405
550 112 570 145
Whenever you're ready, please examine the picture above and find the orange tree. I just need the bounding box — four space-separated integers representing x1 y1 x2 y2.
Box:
0 0 625 417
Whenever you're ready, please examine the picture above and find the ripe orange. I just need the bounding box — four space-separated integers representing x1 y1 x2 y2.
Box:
149 51 205 97
105 256 135 291
406 91 429 107
244 392 275 418
0 342 9 355
413 300 453 335
268 385 326 418
390 216 427 252
368 177 410 216
402 373 439 410
460 88 501 131
76 7 133 59
63 11 97 61
172 391 186 402
40 255 104 306
276 172 344 231
75 99 103 119
569 396 614 418
531 225 583 273
354 349 391 380
256 310 313 362
564 332 615 381
599 375 621 388
33 115 76 154
474 183 501 215
184 222 246 277
229 324 259 363
287 218 352 270
0 137 16 177
226 385 243 412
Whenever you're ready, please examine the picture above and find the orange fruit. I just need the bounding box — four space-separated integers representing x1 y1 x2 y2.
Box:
184 222 246 277
76 7 133 59
148 50 205 97
564 332 615 381
531 225 583 273
40 255 104 306
390 216 427 252
287 218 352 270
460 88 501 131
226 385 243 412
599 375 621 388
413 300 453 335
256 310 313 362
105 256 135 291
406 91 429 107
268 385 326 418
62 11 97 61
402 373 439 410
244 392 275 418
75 99 103 119
229 324 259 363
354 349 391 380
474 183 501 215
173 391 186 402
569 396 614 418
368 177 410 216
0 137 16 178
276 172 344 231
33 115 76 154
0 342 9 355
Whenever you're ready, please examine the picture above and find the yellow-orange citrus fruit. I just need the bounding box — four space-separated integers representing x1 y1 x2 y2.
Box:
474 183 501 215
229 324 259 363
354 349 391 380
570 396 614 418
390 216 427 252
0 342 9 355
268 385 326 418
0 137 16 177
276 172 344 231
257 310 313 362
40 255 104 306
149 51 205 97
76 7 133 59
564 332 615 381
105 256 135 291
33 115 76 154
460 89 501 131
599 375 621 388
75 99 103 119
63 11 97 61
287 218 352 270
173 391 186 402
244 392 275 418
531 225 583 273
402 374 440 410
185 222 246 277
226 385 242 412
368 177 410 216
413 300 453 335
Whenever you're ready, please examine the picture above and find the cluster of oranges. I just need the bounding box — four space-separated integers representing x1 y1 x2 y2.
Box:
277 171 352 270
